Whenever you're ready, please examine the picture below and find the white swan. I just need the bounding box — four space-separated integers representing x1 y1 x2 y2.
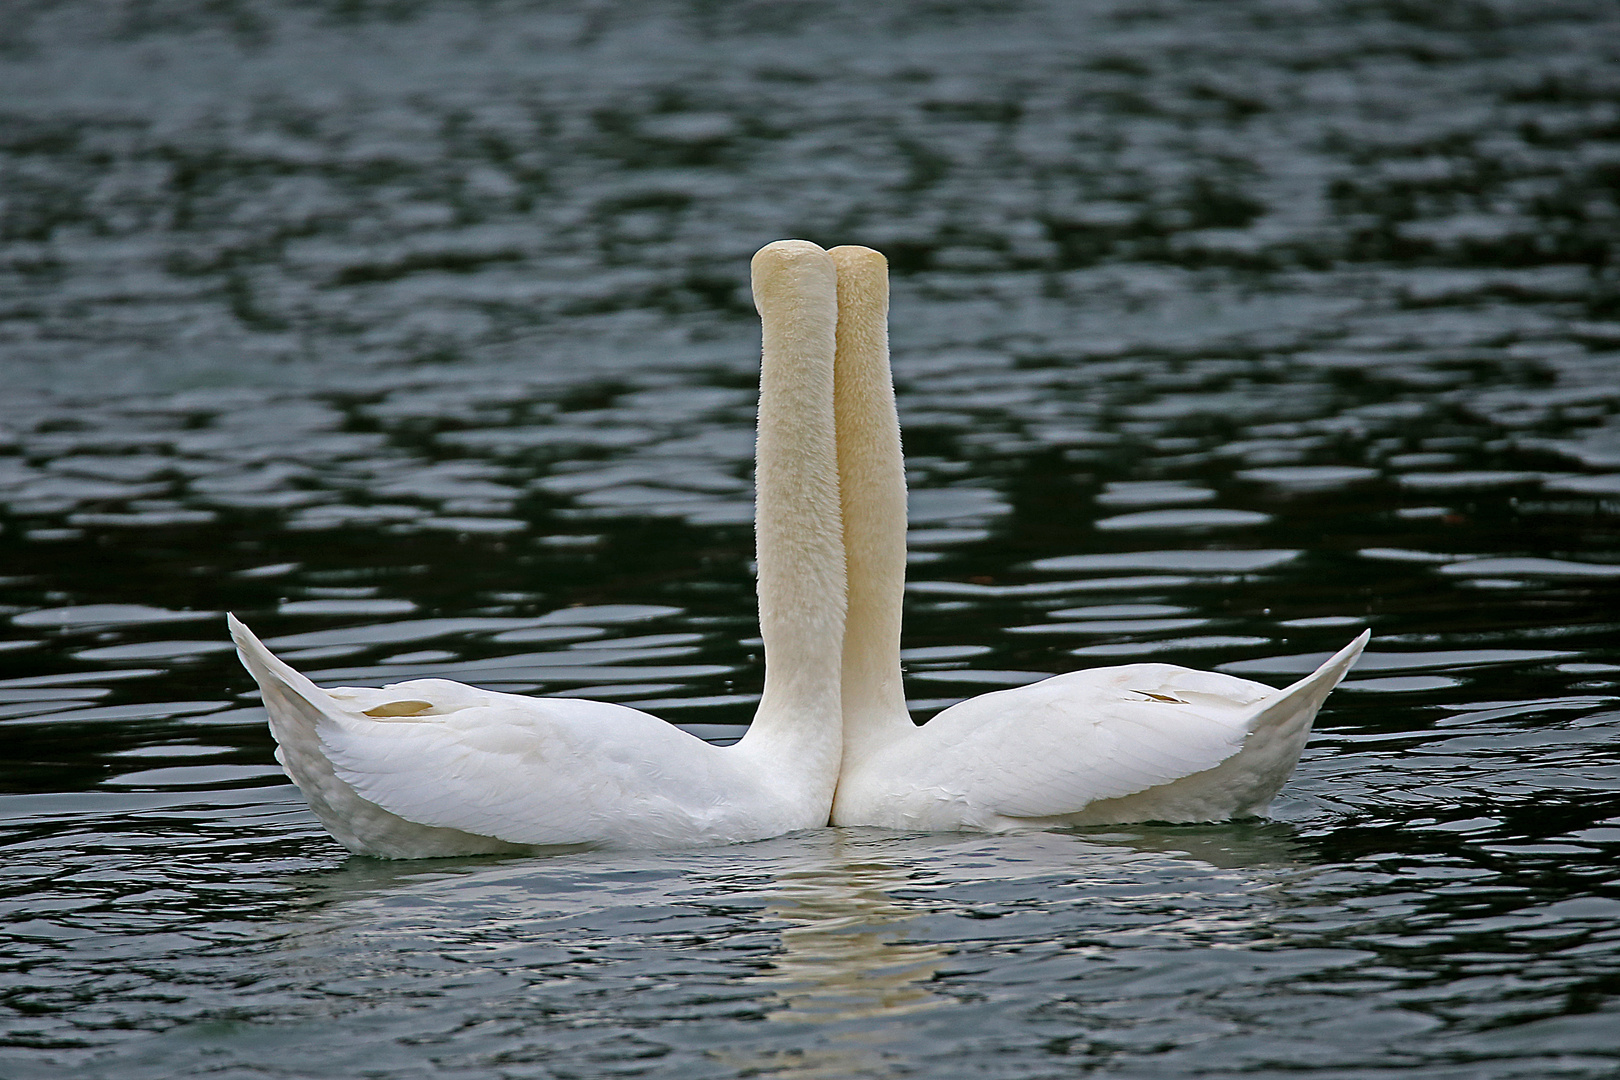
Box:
230 240 848 857
824 244 1368 832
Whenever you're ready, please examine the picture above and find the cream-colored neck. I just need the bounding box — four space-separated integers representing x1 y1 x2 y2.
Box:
738 241 847 790
829 246 914 759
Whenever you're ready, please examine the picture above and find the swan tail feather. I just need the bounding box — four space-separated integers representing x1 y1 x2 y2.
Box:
1250 629 1370 737
229 613 350 729
1222 629 1369 815
229 613 372 832
229 614 515 857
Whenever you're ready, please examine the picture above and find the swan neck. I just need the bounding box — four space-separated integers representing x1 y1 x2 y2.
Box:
830 246 913 755
740 242 846 784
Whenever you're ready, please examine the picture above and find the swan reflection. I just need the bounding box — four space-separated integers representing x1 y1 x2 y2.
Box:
750 851 951 1023
705 836 952 1077
285 827 1310 1078
717 826 1306 1076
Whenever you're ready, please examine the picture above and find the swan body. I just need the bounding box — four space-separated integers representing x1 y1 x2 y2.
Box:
230 632 839 854
830 634 1367 831
825 244 1368 832
233 240 848 856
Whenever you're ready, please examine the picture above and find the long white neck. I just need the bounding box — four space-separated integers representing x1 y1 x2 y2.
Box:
737 241 846 798
829 246 914 762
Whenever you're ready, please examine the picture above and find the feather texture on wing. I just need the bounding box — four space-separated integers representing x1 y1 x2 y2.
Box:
834 632 1369 831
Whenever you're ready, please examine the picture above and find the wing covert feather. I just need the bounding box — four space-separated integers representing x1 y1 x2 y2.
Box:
319 696 744 847
910 665 1269 820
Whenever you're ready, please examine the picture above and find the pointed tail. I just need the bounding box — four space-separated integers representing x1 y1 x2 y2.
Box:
1254 629 1370 734
229 613 347 729
230 613 462 857
1224 629 1368 815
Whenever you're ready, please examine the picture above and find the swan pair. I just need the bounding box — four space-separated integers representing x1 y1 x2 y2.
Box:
231 240 1367 857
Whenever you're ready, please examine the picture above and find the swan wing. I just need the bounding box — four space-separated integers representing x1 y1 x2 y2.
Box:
320 695 747 849
916 666 1262 816
232 615 750 850
911 631 1369 822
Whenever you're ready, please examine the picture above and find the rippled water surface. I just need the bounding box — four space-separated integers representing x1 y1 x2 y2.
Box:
4 1 1620 1076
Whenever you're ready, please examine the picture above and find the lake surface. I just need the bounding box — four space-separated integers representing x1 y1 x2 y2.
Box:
3 1 1620 1076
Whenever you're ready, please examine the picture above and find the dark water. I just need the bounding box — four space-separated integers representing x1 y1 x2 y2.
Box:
3 1 1620 1076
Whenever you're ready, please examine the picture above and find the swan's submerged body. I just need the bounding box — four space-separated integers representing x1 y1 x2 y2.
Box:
824 244 1367 832
234 240 848 857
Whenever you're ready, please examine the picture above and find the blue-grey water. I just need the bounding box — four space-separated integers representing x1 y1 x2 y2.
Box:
3 1 1620 1076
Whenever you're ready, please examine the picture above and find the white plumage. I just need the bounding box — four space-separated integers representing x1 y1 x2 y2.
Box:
233 623 833 853
824 244 1367 832
831 636 1367 831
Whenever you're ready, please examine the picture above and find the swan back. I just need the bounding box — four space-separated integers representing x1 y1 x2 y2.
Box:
835 630 1369 831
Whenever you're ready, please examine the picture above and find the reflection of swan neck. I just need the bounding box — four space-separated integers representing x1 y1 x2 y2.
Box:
755 852 949 1032
829 246 912 760
740 241 847 792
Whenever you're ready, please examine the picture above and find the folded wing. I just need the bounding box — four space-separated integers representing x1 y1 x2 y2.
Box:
231 615 752 853
908 632 1369 825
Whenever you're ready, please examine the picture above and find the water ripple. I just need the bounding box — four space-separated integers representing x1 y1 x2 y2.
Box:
2 1 1620 1076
